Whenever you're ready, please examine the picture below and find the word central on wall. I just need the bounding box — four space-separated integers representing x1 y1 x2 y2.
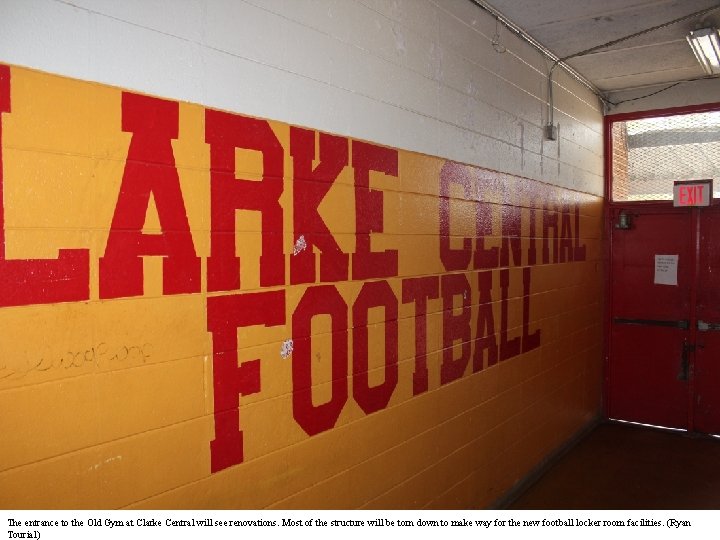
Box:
0 64 588 474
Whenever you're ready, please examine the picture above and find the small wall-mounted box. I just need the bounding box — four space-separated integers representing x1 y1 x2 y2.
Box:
544 124 558 140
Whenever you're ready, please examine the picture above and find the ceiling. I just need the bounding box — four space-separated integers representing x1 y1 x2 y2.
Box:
481 0 720 93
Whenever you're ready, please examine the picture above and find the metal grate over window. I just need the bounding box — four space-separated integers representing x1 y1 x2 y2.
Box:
611 111 720 201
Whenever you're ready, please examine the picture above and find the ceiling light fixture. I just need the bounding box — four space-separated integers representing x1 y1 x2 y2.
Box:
687 27 720 75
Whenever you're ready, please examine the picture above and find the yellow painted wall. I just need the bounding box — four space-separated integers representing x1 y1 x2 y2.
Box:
0 64 603 509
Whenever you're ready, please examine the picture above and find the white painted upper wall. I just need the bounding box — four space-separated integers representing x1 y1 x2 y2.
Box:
0 0 604 195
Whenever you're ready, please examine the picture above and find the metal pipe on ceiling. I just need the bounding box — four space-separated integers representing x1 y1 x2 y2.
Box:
466 0 601 95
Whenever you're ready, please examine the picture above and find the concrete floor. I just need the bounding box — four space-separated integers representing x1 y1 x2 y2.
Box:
508 421 720 509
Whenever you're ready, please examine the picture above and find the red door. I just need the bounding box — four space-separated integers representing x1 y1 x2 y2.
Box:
609 206 692 429
696 209 720 434
609 204 720 435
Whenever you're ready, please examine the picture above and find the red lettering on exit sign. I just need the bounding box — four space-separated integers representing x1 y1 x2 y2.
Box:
673 180 712 207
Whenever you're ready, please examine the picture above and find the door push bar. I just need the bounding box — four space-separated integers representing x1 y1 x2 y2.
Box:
613 317 689 330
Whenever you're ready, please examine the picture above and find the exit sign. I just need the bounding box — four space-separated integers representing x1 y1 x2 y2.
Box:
673 179 712 207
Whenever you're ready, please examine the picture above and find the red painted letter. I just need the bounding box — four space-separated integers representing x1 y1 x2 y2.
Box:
574 202 587 261
559 203 574 263
522 267 540 352
500 269 521 361
0 65 90 307
440 273 472 384
402 276 440 395
100 92 200 299
474 201 499 269
292 285 348 436
440 161 473 271
352 141 398 279
353 280 398 413
207 290 285 472
501 185 522 268
473 270 498 371
290 128 349 284
542 200 559 264
206 110 284 292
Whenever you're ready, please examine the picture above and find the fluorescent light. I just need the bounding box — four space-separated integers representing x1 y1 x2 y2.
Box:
687 28 720 75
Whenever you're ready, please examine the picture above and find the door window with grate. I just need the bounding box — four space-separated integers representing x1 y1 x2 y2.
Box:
611 111 720 201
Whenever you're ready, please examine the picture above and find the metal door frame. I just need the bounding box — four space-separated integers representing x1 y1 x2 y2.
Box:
604 102 720 431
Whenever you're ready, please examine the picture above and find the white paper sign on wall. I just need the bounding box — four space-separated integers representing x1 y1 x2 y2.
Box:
654 254 679 286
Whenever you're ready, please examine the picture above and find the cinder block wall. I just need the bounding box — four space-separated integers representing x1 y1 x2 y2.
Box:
0 0 604 509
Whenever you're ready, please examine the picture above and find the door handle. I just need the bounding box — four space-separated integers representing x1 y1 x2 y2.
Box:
678 340 693 381
697 319 720 331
